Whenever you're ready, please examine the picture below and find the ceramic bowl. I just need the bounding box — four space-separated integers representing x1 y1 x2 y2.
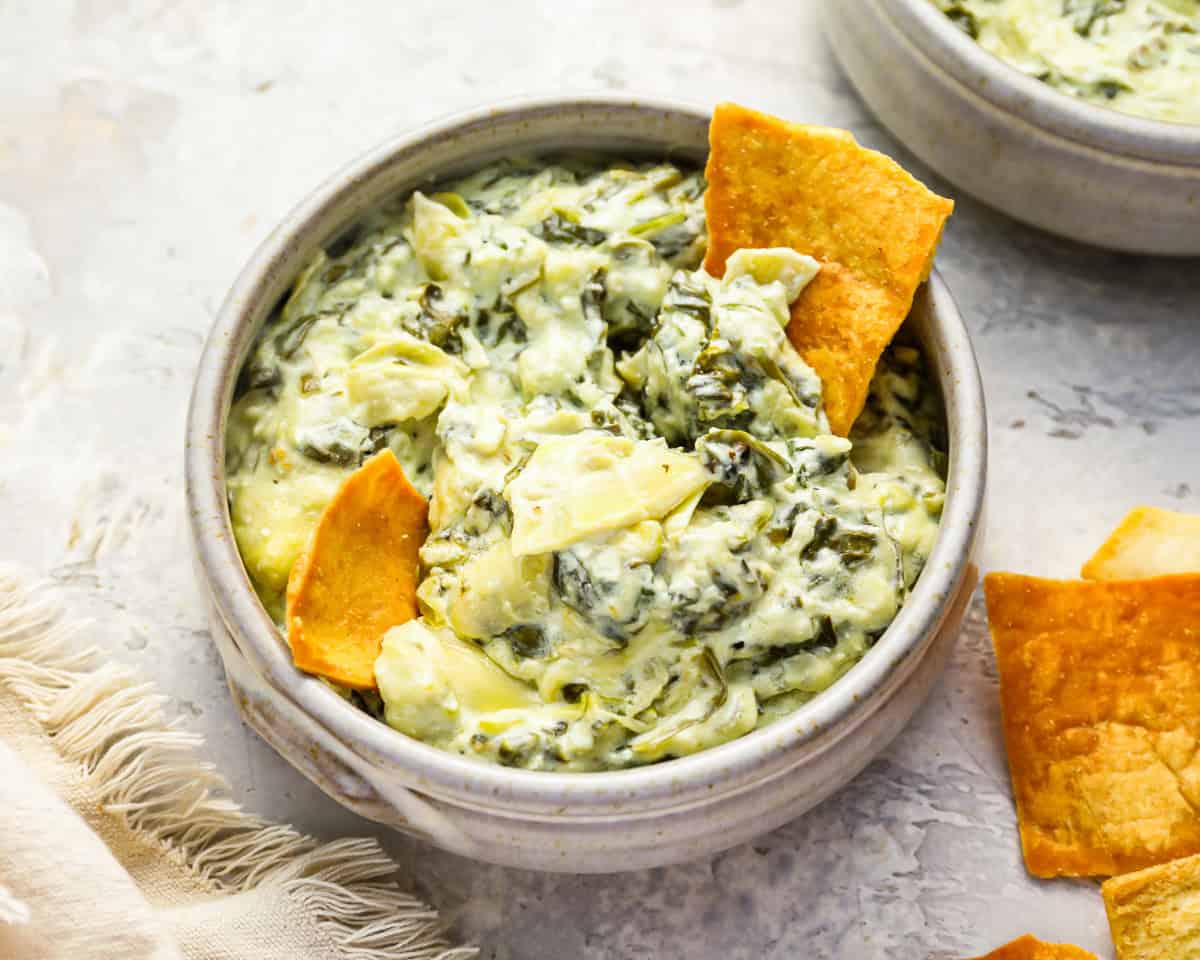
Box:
825 0 1200 255
185 95 986 873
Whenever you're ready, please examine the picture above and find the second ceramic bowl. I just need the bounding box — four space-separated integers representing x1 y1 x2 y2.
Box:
826 0 1200 255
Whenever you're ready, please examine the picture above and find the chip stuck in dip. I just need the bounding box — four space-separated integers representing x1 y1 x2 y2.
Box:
225 105 953 771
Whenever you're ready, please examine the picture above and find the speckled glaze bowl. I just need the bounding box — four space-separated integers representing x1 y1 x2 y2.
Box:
825 0 1200 255
185 95 986 873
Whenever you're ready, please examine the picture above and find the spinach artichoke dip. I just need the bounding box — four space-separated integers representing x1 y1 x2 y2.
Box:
226 156 947 771
933 0 1200 124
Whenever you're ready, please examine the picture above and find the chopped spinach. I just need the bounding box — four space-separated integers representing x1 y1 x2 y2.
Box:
784 439 850 482
324 223 363 259
581 268 607 328
533 211 607 246
943 5 980 38
561 682 588 704
295 417 371 466
670 556 765 635
409 283 466 350
800 516 839 562
696 429 791 506
502 623 551 659
464 489 511 536
832 530 878 568
1064 0 1126 37
1092 78 1132 99
472 301 527 346
799 515 879 567
664 272 713 326
274 314 319 360
606 298 659 356
552 548 652 644
688 340 755 427
236 361 282 396
811 615 838 650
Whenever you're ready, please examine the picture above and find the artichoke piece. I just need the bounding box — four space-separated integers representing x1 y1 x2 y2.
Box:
409 282 467 350
375 621 538 742
430 191 472 219
629 649 756 761
505 432 709 556
447 540 551 641
346 332 468 426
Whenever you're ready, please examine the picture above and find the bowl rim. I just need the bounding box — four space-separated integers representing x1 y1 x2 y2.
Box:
884 0 1200 165
185 93 987 814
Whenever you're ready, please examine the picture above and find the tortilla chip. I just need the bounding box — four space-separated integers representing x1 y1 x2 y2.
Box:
703 102 953 435
1083 506 1200 580
984 573 1200 878
1102 851 1200 959
285 450 428 689
966 934 1098 959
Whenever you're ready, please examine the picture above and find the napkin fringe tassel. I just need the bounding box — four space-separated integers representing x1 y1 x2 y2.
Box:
0 575 475 960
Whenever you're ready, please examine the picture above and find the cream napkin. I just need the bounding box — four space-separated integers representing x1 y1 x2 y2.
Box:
0 574 475 960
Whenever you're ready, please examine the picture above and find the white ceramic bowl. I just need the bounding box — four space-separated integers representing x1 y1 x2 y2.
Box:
825 0 1200 255
185 95 986 873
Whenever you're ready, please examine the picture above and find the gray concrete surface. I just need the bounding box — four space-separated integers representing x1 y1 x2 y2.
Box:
3 2 1198 956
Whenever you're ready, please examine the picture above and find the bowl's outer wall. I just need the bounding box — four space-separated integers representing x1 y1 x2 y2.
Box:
185 96 988 872
211 563 978 872
825 0 1200 255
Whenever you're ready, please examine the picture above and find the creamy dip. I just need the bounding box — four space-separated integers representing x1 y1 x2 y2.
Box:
933 0 1200 124
226 157 946 771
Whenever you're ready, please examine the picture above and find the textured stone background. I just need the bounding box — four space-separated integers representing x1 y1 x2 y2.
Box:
3 2 1198 957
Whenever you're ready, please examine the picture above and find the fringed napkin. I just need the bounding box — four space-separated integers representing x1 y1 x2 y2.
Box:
0 574 475 960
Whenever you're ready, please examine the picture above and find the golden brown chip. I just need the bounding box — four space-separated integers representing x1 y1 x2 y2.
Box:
1102 851 1200 959
703 102 953 435
1083 506 1200 581
984 573 1200 878
966 933 1098 960
285 450 428 689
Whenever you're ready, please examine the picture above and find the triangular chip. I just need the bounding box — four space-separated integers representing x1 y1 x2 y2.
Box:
1083 506 1200 580
966 934 1098 960
1102 851 1200 960
703 102 953 435
984 572 1200 878
285 449 428 689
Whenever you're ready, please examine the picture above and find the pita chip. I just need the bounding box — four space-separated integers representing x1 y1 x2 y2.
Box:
286 450 428 689
704 102 953 435
1083 506 1200 580
966 934 1098 960
1102 851 1200 960
984 572 1200 877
